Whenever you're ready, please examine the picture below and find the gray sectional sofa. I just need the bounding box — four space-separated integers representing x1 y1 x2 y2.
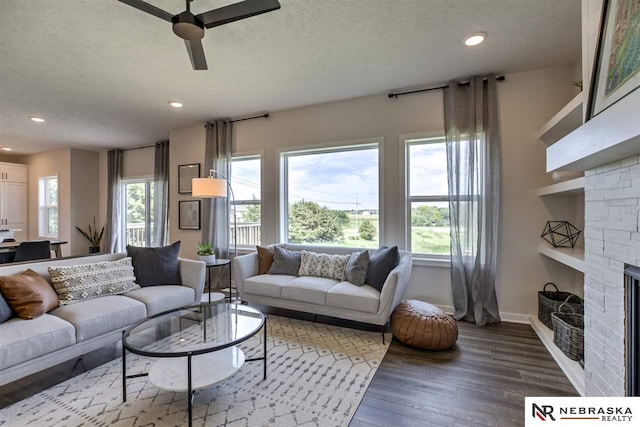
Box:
0 253 205 386
233 244 411 328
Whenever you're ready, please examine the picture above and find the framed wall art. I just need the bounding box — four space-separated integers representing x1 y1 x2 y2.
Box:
179 200 201 230
178 163 200 194
587 0 640 120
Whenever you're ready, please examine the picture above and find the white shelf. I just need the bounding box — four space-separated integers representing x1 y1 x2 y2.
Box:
538 245 585 273
537 93 584 146
537 177 585 196
529 315 585 396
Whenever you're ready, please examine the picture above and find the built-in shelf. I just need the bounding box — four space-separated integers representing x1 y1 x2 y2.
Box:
537 177 585 196
529 315 585 396
538 245 585 273
537 93 584 146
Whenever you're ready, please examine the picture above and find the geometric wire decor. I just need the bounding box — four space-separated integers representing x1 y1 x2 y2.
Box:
541 221 582 248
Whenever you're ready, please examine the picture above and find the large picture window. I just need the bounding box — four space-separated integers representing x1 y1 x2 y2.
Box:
405 136 450 257
281 141 380 248
230 155 262 247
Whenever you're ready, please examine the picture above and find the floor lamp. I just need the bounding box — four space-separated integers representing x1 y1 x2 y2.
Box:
192 169 238 257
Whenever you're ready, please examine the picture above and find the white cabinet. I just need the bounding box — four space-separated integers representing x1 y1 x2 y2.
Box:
0 162 27 183
1 182 27 241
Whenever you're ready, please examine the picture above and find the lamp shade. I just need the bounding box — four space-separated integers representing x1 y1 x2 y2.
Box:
192 177 228 198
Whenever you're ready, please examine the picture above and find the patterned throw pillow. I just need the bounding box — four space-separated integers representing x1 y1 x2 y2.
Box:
268 246 301 276
345 250 370 286
298 250 349 281
48 257 140 305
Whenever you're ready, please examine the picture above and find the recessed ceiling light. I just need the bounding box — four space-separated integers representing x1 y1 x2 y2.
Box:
1 148 12 152
29 116 45 122
169 101 183 108
464 32 486 46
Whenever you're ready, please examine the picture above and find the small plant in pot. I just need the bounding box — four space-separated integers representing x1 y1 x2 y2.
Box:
196 242 216 264
76 216 105 254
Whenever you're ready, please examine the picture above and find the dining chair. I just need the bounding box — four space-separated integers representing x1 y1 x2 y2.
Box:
13 241 52 262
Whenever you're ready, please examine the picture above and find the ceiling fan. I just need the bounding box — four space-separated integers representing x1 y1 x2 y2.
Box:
118 0 281 70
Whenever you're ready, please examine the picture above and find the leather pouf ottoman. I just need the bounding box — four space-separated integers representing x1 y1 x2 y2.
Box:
391 300 458 350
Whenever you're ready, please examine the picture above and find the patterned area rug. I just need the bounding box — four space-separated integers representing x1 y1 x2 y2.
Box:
0 316 389 426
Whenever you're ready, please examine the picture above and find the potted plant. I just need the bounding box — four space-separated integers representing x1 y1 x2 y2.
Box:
196 242 216 264
76 217 105 253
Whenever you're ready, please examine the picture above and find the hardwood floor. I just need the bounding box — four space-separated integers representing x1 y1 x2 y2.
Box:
0 310 577 427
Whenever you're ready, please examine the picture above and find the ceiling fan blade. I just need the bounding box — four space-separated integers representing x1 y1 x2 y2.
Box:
198 0 281 29
185 40 208 70
117 0 173 22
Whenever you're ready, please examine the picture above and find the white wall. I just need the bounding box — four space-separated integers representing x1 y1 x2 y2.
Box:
167 64 582 318
69 149 99 256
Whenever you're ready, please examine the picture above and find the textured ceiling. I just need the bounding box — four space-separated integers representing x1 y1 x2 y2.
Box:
0 0 581 154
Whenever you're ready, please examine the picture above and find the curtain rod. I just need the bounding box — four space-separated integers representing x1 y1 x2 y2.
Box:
388 75 505 99
204 113 270 128
121 143 156 152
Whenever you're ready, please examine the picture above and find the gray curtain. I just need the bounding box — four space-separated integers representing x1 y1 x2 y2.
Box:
152 140 170 246
202 119 232 259
105 149 123 253
444 74 501 326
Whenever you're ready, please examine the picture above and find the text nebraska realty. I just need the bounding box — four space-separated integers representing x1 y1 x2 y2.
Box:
560 406 632 422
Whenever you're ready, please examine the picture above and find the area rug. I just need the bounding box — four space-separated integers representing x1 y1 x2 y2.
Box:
0 315 389 427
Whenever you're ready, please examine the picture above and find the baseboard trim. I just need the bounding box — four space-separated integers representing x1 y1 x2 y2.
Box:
435 305 530 324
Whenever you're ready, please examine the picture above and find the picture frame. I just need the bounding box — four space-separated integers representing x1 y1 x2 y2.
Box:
587 0 640 120
179 200 201 230
178 163 200 194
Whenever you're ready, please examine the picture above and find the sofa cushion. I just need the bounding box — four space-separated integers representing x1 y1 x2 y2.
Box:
327 282 380 314
298 251 349 281
0 269 59 319
0 292 13 324
345 250 370 286
268 246 301 276
124 285 195 316
281 276 339 306
48 257 139 305
367 246 400 291
50 295 146 342
0 314 75 370
127 241 181 286
256 245 274 274
244 274 296 298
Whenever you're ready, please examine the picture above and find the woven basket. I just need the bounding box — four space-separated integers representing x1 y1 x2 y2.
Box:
538 282 583 329
551 303 584 361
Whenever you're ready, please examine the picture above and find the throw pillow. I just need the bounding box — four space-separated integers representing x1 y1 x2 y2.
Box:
0 269 59 319
0 292 13 324
256 245 274 274
268 246 301 276
345 250 370 286
127 241 182 286
48 257 140 305
367 246 400 291
299 250 349 281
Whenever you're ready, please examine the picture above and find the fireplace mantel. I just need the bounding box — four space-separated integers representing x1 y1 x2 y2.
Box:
546 89 640 172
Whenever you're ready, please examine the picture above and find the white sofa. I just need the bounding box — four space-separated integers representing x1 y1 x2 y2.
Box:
233 244 411 329
0 253 205 386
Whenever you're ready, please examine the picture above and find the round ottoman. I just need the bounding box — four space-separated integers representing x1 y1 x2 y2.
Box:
391 300 458 350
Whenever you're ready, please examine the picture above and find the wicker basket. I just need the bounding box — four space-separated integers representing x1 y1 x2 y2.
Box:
551 303 584 361
538 282 583 329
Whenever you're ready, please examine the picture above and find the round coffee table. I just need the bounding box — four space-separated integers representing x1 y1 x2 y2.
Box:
122 303 266 427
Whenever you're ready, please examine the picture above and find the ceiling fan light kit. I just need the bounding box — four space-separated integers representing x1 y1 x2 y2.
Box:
118 0 281 70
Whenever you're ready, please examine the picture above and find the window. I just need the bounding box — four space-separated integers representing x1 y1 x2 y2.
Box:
281 142 380 248
38 176 58 238
230 155 262 247
405 136 450 257
122 179 154 247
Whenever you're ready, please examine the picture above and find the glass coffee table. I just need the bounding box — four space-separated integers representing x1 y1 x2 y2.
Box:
122 303 266 427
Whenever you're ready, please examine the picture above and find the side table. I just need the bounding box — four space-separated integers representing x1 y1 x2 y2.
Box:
202 259 232 303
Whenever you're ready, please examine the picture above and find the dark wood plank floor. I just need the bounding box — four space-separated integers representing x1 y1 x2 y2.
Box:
0 309 577 427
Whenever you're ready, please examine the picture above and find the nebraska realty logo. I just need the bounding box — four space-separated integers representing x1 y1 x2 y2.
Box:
525 397 640 426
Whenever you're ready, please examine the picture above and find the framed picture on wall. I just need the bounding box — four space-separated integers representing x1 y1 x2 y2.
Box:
179 200 201 230
587 0 640 120
178 163 200 194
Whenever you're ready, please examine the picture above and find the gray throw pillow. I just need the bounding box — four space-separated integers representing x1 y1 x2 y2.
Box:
0 292 13 323
127 241 182 286
366 246 400 291
268 246 301 276
345 250 370 286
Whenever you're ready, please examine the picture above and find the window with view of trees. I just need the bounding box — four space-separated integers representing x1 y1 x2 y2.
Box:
406 136 450 256
122 179 154 247
38 176 58 238
230 155 261 247
281 142 380 248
